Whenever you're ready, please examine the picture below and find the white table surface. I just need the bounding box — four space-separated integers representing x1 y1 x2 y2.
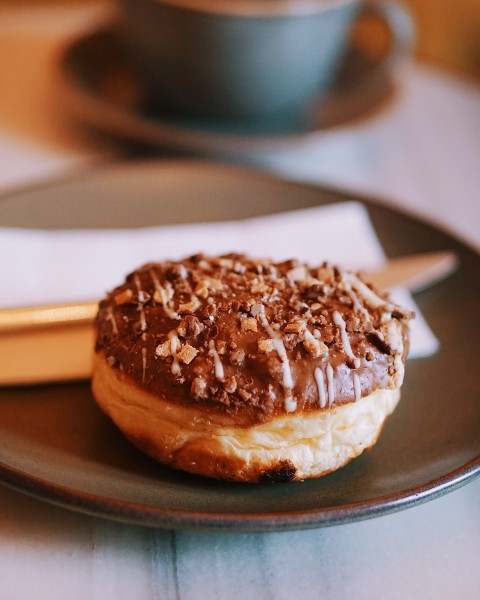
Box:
0 4 479 599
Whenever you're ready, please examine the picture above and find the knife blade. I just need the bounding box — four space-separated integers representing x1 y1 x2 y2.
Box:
0 250 457 385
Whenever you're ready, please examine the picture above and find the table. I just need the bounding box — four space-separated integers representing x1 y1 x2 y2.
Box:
0 4 479 599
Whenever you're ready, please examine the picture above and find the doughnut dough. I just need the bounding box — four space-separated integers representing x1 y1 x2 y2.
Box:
92 254 412 482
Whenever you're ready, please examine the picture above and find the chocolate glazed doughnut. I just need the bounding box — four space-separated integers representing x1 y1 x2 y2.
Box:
92 254 413 483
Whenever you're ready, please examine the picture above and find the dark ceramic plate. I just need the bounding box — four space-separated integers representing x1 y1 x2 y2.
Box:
0 160 478 531
56 23 397 156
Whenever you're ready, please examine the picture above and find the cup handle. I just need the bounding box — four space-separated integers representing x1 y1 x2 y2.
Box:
362 0 416 69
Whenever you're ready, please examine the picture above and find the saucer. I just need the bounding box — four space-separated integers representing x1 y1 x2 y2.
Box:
57 24 398 156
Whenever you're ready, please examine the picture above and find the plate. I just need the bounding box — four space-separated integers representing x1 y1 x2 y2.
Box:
56 24 397 156
0 160 478 531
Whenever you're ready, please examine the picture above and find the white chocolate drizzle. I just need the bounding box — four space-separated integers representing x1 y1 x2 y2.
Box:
133 276 147 331
387 320 405 386
141 347 147 383
150 270 180 320
303 328 328 357
326 364 335 406
106 306 118 335
333 310 360 368
272 339 295 390
168 331 181 375
254 303 296 413
342 278 371 322
283 392 298 414
133 275 147 304
353 373 361 402
133 276 148 372
346 273 386 309
139 310 147 333
314 367 327 409
178 264 188 279
209 340 225 382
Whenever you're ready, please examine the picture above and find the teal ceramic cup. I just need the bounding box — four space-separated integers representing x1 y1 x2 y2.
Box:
116 0 414 121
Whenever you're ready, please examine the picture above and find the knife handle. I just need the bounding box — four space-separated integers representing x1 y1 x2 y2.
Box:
0 301 98 332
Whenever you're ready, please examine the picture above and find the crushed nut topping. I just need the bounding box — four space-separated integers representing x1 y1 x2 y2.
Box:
178 298 201 314
193 280 209 298
177 314 205 338
229 348 245 365
303 330 328 358
155 340 171 358
284 320 306 334
241 317 258 332
191 376 208 399
258 338 275 353
287 265 308 282
114 289 134 305
176 344 198 364
239 389 252 401
224 375 237 394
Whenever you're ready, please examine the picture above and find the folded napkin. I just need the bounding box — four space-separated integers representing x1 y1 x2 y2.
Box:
0 202 437 358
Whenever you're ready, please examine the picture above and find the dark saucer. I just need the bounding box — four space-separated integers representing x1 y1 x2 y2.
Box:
57 23 398 156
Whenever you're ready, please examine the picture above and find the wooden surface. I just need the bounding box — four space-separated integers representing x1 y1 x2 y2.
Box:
403 0 480 77
2 0 480 78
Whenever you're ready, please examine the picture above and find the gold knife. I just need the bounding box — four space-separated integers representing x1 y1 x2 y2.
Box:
0 251 457 385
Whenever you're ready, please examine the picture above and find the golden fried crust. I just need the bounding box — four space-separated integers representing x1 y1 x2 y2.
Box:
92 351 401 482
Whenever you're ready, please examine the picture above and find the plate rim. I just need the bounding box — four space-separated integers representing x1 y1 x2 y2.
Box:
0 159 479 531
0 452 478 531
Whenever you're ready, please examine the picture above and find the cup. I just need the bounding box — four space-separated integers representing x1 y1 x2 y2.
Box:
115 0 414 121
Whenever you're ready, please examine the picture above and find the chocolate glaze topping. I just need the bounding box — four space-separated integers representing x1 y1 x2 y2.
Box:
95 254 413 425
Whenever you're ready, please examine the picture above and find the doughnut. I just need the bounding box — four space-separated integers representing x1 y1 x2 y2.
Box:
92 253 413 482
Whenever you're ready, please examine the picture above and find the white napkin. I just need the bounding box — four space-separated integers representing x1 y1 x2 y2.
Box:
0 202 437 358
